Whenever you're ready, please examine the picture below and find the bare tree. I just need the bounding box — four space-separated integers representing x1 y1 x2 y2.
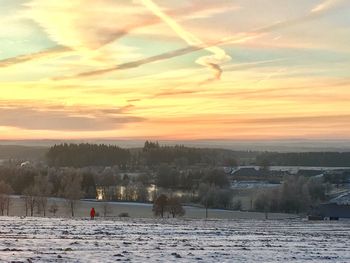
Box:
48 202 59 216
23 185 36 217
124 183 137 201
135 183 149 203
0 181 13 216
198 183 213 219
102 202 112 217
153 194 168 218
167 196 185 218
60 172 83 217
33 174 53 217
233 200 242 211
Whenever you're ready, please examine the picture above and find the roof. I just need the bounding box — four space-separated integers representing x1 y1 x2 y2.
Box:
297 169 323 177
232 167 262 177
329 192 350 205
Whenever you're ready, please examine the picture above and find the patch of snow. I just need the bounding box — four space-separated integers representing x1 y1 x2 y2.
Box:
329 192 350 205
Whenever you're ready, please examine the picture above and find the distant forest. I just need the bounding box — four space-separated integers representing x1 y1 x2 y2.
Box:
257 152 350 167
46 142 246 168
2 142 350 167
39 143 350 168
47 143 131 167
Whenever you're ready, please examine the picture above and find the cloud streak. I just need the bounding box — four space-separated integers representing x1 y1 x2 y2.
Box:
156 114 350 126
2 1 236 69
53 0 346 81
0 46 71 68
139 0 231 80
254 0 346 34
0 103 144 131
25 0 236 51
53 44 204 80
50 35 276 80
311 0 345 13
53 34 256 80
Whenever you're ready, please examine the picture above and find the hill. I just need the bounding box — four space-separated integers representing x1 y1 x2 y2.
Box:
0 145 48 161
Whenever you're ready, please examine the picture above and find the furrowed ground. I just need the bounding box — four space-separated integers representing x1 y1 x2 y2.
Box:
0 217 349 262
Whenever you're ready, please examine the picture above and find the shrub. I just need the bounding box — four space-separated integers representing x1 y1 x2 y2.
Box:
119 212 129 217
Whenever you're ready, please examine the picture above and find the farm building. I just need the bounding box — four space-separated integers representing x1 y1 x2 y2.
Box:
318 192 350 219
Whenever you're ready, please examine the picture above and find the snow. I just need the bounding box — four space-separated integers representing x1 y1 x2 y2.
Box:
6 196 296 220
231 181 280 189
329 191 350 205
1 217 349 262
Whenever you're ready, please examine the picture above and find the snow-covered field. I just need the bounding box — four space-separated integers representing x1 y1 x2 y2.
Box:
1 217 349 262
7 196 296 220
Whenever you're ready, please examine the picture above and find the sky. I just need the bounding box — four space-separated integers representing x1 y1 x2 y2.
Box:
0 0 350 141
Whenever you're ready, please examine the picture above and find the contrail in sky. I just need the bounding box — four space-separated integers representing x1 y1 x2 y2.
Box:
4 0 343 76
0 46 71 68
53 35 254 81
311 0 344 13
1 2 233 69
53 0 346 81
139 0 231 80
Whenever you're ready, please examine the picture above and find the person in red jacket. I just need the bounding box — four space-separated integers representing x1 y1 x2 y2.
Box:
90 207 96 220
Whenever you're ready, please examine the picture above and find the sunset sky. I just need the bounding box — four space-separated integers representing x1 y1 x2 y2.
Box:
1 0 350 140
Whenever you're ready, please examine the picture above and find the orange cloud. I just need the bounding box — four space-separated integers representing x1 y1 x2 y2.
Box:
0 102 143 131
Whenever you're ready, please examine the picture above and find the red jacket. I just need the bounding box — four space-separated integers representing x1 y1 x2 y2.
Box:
90 208 96 217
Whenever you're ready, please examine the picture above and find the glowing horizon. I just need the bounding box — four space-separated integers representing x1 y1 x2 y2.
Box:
1 0 350 140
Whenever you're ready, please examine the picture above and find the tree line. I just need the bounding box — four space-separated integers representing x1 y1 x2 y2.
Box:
0 163 236 216
46 142 249 168
0 164 333 216
257 152 350 167
48 143 350 168
0 167 86 217
47 143 130 168
254 176 328 214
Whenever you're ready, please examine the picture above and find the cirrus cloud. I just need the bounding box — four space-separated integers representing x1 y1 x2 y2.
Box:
0 103 144 131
